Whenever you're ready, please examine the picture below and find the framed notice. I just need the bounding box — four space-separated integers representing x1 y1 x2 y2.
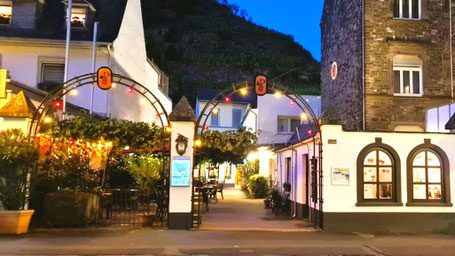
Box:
331 167 350 185
171 157 191 187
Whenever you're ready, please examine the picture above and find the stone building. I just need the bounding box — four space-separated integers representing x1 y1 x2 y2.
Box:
321 0 453 131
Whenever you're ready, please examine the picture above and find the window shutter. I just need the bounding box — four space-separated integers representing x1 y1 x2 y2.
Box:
42 64 65 83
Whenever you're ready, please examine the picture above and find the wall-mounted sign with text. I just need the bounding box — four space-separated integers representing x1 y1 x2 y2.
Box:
171 157 192 187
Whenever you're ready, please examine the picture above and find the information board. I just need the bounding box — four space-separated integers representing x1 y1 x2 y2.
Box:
171 157 191 187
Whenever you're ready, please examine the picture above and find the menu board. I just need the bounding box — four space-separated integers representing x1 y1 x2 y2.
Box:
171 157 191 187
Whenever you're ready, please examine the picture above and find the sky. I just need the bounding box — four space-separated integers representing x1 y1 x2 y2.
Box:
227 0 324 61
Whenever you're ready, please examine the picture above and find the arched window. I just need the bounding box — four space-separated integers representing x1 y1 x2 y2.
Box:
407 143 452 206
357 139 402 206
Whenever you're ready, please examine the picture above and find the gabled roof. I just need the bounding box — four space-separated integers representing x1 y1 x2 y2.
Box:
169 97 197 122
0 91 37 118
0 0 127 43
445 114 455 130
197 89 257 108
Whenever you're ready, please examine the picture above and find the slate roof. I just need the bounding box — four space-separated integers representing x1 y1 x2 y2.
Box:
0 91 37 118
169 96 197 122
197 89 258 108
446 114 455 130
0 0 127 43
286 123 318 145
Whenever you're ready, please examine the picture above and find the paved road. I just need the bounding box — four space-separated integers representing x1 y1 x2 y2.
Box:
0 229 455 255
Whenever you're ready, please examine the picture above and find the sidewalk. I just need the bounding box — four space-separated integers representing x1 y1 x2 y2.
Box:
198 187 315 232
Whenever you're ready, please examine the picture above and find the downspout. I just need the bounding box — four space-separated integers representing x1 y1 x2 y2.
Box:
362 0 366 130
450 0 454 102
292 146 297 218
107 43 113 118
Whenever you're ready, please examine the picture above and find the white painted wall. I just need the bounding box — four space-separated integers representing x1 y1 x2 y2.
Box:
196 100 251 131
426 103 455 133
322 125 455 213
257 94 321 145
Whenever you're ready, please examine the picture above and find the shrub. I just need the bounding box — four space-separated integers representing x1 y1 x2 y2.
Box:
0 129 39 210
248 174 269 198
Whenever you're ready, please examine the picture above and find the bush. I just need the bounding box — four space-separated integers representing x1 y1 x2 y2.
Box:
0 129 39 210
248 175 269 198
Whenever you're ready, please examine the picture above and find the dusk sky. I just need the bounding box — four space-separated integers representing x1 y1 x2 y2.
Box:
227 0 324 61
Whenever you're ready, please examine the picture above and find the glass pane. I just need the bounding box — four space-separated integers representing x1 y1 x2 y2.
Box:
379 184 393 199
278 119 288 133
364 184 377 199
413 168 426 183
413 184 426 199
403 70 410 94
412 0 419 19
211 110 219 126
394 71 401 93
290 119 301 133
71 8 86 27
412 71 420 94
428 168 441 183
364 167 377 182
379 168 392 182
364 151 377 165
427 151 440 166
402 0 410 18
413 151 425 166
428 185 442 200
0 5 12 24
393 0 399 18
378 151 392 166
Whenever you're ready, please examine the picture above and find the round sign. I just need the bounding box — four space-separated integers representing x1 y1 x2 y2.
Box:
331 62 338 80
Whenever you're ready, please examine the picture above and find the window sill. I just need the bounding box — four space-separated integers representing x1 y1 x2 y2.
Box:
406 202 453 207
393 94 424 98
356 202 403 207
392 18 422 21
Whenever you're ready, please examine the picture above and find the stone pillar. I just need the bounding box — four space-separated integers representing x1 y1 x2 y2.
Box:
168 97 196 230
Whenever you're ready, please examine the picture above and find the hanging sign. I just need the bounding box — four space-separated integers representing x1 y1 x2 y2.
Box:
255 75 267 96
97 67 112 90
331 62 338 80
0 69 8 98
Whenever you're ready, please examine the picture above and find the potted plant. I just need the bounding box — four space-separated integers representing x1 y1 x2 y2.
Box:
0 129 38 234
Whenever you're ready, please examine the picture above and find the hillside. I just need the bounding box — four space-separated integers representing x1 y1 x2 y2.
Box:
140 0 320 104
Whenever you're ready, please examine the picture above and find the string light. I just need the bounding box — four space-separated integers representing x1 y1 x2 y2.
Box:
240 88 248 96
290 100 296 106
212 108 219 114
224 97 231 103
300 113 308 120
127 87 134 94
274 91 282 98
112 82 117 88
140 99 148 105
307 129 313 136
195 139 202 147
165 126 172 133
204 124 210 130
53 101 63 109
70 89 79 96
43 117 53 124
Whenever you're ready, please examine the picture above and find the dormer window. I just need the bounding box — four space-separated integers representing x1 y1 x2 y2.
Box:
71 8 86 27
0 1 12 25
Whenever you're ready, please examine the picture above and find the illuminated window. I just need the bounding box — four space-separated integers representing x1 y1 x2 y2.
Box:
362 150 395 200
71 8 87 28
393 55 423 97
407 144 451 206
393 0 420 20
0 1 12 25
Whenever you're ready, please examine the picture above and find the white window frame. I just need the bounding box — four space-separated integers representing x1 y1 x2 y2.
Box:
277 116 300 134
37 57 65 85
0 0 13 26
211 108 220 127
394 0 421 20
393 66 423 97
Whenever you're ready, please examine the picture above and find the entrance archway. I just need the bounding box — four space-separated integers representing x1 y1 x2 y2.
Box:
192 81 323 229
28 73 170 139
28 72 171 227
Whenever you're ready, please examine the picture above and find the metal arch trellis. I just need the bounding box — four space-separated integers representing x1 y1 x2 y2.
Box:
28 73 170 141
192 81 324 229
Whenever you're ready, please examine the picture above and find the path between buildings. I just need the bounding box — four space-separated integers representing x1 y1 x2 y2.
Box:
198 187 315 232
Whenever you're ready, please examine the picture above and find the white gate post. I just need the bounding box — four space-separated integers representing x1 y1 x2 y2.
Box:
168 97 196 229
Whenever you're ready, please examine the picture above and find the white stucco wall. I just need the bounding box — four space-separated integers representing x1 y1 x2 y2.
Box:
322 125 455 213
257 94 321 145
196 100 250 131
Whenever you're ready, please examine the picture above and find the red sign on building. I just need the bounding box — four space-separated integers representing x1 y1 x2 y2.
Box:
97 67 113 90
255 75 267 96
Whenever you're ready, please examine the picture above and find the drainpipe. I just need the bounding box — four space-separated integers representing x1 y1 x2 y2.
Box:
362 0 366 129
291 146 297 218
89 21 99 115
450 0 454 102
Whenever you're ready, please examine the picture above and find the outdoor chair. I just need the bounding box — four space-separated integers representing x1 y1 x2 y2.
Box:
216 180 225 200
272 192 290 216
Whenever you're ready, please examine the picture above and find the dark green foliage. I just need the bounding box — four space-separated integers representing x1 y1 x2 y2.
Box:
0 130 39 211
248 175 269 198
42 192 99 228
140 0 321 104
